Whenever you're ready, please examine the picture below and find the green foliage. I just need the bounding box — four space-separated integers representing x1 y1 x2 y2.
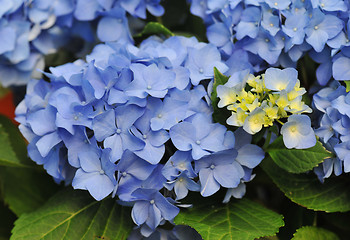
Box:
261 157 350 212
174 198 284 240
0 167 59 216
11 188 133 240
345 80 350 92
211 67 229 100
292 226 339 240
266 137 332 173
134 22 174 38
0 115 58 216
211 67 231 125
0 115 31 168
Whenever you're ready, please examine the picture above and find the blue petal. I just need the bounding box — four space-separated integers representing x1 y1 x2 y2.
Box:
213 162 244 188
333 56 350 81
36 131 61 157
104 134 123 161
132 201 149 225
92 110 117 141
236 144 265 168
169 122 195 151
199 168 220 197
0 26 16 54
97 17 124 42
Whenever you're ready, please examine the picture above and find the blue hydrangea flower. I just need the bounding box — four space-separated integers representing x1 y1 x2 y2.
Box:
195 149 244 197
15 35 262 233
131 189 179 230
72 148 118 201
188 0 350 86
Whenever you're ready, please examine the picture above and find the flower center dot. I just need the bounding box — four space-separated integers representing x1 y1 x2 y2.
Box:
293 27 297 32
99 170 105 175
118 19 122 23
255 22 259 26
143 134 147 139
179 163 185 169
320 3 325 7
147 85 152 90
74 116 79 121
158 114 162 118
196 140 201 145
122 172 127 177
274 2 278 6
199 68 204 74
116 128 122 134
290 126 297 132
179 178 184 182
265 38 269 42
210 164 215 170
314 25 319 30
270 23 274 27
254 119 259 124
150 199 155 204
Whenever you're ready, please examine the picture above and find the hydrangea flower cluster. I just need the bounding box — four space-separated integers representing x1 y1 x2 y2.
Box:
15 35 264 235
313 82 350 181
217 67 315 149
0 0 164 87
188 0 350 86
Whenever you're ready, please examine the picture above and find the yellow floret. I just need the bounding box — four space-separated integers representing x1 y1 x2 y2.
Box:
246 98 261 112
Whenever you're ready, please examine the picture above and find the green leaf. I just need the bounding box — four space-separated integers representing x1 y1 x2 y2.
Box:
345 80 350 92
292 226 339 240
0 167 60 216
134 22 174 38
266 136 332 173
211 67 231 125
174 198 284 240
0 115 31 168
211 67 229 100
11 188 133 240
261 157 350 212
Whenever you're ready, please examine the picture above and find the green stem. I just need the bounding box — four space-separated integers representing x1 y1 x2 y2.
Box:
276 119 284 125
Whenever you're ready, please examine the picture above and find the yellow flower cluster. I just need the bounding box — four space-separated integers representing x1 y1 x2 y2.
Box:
216 69 311 135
